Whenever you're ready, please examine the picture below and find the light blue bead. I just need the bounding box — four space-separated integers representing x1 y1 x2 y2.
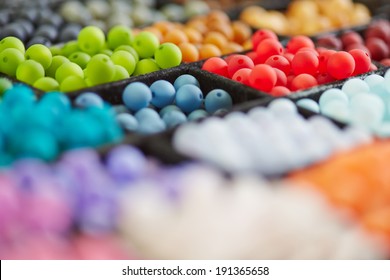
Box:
150 80 176 108
364 74 385 91
122 82 152 112
2 84 36 108
204 89 233 114
349 93 385 129
374 122 390 138
296 98 320 113
319 88 348 108
137 118 166 134
341 78 370 98
187 109 208 121
175 84 203 113
320 99 350 122
173 74 200 91
116 113 138 132
75 92 104 108
135 107 160 122
384 69 390 93
159 104 182 118
268 98 297 116
162 110 187 128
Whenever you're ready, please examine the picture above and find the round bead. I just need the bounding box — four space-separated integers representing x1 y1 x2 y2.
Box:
296 98 320 113
150 80 176 108
75 92 104 109
154 43 182 69
175 84 203 113
173 74 200 90
327 51 355 80
122 82 152 112
116 113 138 132
162 110 187 128
204 89 233 114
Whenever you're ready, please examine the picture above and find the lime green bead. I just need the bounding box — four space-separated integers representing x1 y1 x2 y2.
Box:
133 58 160 76
16 60 45 85
0 36 25 54
154 42 182 69
25 44 53 70
85 54 115 85
0 48 25 77
33 77 59 91
69 51 91 68
49 45 62 56
46 55 69 78
111 50 136 75
60 75 87 92
113 65 130 81
0 77 13 97
132 31 160 59
114 45 139 63
78 26 105 55
107 25 134 50
61 41 80 57
100 49 113 56
55 61 84 84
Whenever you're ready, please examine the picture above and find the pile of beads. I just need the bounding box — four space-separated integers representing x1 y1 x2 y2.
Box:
0 5 82 46
145 10 252 62
120 161 385 259
316 19 390 64
0 25 182 92
112 74 232 134
173 99 373 176
289 140 390 249
297 70 390 137
239 0 371 36
202 30 373 96
0 84 123 165
59 0 210 30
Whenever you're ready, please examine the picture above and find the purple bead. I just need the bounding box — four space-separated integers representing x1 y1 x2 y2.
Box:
10 158 51 191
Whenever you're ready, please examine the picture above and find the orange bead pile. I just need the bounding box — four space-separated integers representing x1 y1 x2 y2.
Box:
288 140 390 249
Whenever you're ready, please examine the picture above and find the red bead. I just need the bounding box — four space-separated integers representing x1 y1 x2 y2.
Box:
249 64 277 92
270 86 290 97
318 49 336 74
340 31 364 48
380 58 390 66
290 74 318 91
365 23 390 45
246 51 258 63
251 29 278 50
202 57 229 77
316 73 334 85
265 55 291 75
283 52 294 63
232 68 251 86
370 63 378 71
273 68 287 86
345 43 371 56
327 51 355 80
255 38 284 64
348 49 371 75
287 75 295 88
366 38 389 61
286 36 315 54
227 54 254 78
316 35 342 51
291 50 319 76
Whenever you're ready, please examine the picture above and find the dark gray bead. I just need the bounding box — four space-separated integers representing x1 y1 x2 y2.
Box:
26 36 52 48
35 24 58 42
0 24 27 41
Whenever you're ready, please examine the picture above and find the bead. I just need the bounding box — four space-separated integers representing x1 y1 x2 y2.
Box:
122 82 152 112
150 80 176 108
175 84 203 113
173 74 200 91
205 89 233 114
162 110 187 128
75 92 104 109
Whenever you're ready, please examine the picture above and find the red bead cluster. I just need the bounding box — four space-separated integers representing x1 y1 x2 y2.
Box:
202 29 372 96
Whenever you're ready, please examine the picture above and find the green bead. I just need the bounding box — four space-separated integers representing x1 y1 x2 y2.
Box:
0 48 25 77
0 77 13 97
111 50 136 75
25 44 52 69
154 42 182 69
85 54 115 85
46 55 69 78
100 49 113 56
49 45 62 56
16 60 45 85
77 26 105 55
0 36 25 54
33 77 59 91
59 75 87 92
107 25 134 50
112 65 129 81
115 45 139 63
68 51 91 68
132 31 160 59
55 61 84 84
133 58 160 76
61 41 80 57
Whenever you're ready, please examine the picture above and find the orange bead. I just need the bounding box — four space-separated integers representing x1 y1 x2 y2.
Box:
362 206 390 242
164 29 189 45
222 42 244 55
203 31 228 50
142 26 163 42
183 28 203 44
207 10 231 25
199 44 222 59
232 21 252 44
187 18 208 35
179 43 199 63
153 21 175 35
209 24 234 41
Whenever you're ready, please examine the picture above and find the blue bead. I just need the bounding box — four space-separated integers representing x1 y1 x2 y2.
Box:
341 78 370 98
2 84 36 108
135 107 160 122
296 98 320 113
319 88 348 108
173 74 200 91
122 82 152 112
175 84 203 113
162 110 187 128
150 80 176 108
137 118 166 134
75 92 104 108
116 113 138 132
38 91 71 115
86 106 123 143
364 74 385 91
349 93 385 128
268 98 297 116
204 89 233 114
187 109 208 121
159 104 182 118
